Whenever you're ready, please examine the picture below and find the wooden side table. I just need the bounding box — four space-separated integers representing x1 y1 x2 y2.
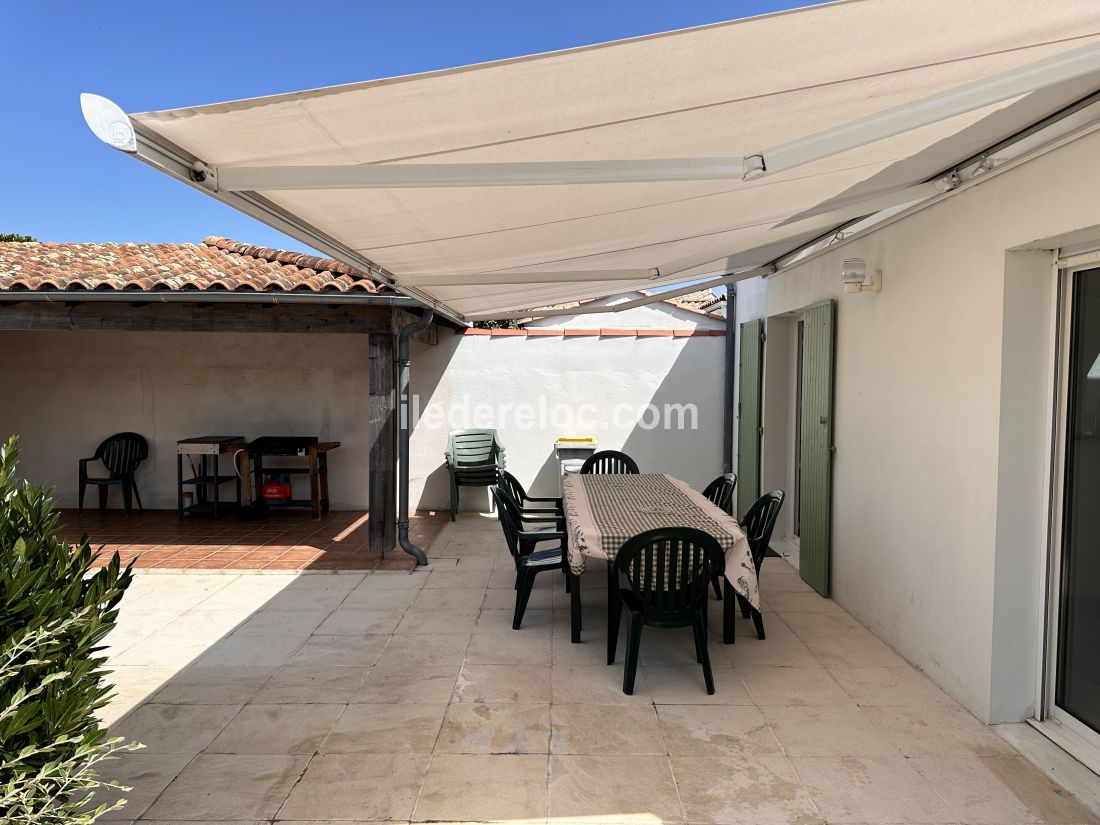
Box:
176 436 245 518
241 439 340 519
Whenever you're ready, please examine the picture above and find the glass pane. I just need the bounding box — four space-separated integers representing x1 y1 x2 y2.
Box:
1058 267 1100 734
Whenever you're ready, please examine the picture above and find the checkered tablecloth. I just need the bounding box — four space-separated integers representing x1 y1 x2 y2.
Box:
562 473 759 609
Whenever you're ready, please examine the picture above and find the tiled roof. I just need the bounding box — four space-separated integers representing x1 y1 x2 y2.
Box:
522 287 726 323
639 287 725 314
0 236 392 294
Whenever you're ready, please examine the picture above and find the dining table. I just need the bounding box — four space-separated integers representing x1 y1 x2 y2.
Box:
562 472 759 652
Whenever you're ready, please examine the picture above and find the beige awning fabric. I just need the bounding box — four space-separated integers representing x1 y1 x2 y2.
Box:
116 0 1100 320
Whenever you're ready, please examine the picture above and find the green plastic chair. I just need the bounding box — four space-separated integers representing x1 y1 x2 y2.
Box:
445 429 505 521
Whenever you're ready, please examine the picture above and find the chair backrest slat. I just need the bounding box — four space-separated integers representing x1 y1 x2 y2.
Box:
579 450 639 475
738 490 785 573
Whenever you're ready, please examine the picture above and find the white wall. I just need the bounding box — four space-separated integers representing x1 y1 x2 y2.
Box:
408 331 726 510
0 331 371 510
735 127 1100 722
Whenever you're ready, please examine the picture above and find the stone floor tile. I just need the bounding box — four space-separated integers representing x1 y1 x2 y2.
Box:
911 755 1100 825
791 755 956 824
150 665 275 705
353 663 461 704
413 753 549 822
762 705 901 757
372 633 470 669
436 702 551 754
92 751 194 822
422 568 493 589
552 665 654 704
323 703 446 753
190 634 305 667
205 704 344 754
454 663 552 703
142 753 308 820
552 703 665 755
763 591 846 614
646 666 752 705
828 666 956 706
313 606 404 635
779 611 871 639
466 626 553 666
250 664 370 703
723 637 819 668
671 753 822 825
549 753 684 824
279 753 428 821
411 586 488 613
657 704 781 756
803 634 909 668
863 704 1019 757
739 666 854 707
484 584 554 611
289 634 389 667
230 606 332 637
109 703 240 754
394 608 480 635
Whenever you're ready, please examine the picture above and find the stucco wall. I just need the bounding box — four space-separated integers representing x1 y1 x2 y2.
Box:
735 127 1100 722
0 310 727 521
0 331 371 510
409 331 726 511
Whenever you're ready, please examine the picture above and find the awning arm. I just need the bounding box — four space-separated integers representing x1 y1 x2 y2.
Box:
394 268 658 287
464 264 774 322
175 39 1100 191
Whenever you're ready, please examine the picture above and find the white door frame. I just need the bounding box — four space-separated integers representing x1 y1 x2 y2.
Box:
1033 249 1100 776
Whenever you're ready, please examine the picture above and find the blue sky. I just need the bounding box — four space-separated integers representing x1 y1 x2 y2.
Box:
2 1 807 254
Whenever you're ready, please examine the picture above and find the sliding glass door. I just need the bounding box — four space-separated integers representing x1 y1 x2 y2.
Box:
1052 265 1100 751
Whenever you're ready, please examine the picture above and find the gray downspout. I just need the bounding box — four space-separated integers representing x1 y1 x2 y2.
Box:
722 286 737 475
397 309 435 565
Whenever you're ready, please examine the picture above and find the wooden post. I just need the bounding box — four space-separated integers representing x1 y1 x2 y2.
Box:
368 333 398 556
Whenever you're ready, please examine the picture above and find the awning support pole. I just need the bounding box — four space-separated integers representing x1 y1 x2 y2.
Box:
397 308 435 565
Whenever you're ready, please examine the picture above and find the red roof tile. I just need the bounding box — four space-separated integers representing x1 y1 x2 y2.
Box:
0 236 392 294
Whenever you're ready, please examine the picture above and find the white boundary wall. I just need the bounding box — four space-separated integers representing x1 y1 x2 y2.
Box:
409 329 726 511
735 126 1100 723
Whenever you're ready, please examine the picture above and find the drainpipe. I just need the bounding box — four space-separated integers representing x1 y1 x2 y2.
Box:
722 286 737 474
397 308 435 565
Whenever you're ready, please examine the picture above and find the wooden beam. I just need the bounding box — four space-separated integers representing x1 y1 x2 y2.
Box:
391 307 438 344
0 301 413 335
367 333 398 556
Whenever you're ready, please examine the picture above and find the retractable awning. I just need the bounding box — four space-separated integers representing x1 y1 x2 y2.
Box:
83 0 1100 322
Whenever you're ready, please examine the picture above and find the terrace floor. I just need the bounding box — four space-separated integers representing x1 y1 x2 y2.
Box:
61 508 447 571
95 514 1099 825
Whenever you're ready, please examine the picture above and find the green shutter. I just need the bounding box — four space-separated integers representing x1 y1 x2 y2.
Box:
737 319 763 518
799 300 836 596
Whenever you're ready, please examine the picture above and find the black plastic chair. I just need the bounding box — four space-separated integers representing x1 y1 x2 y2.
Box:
724 490 785 644
702 473 737 515
445 429 505 521
491 487 567 630
703 473 738 599
579 450 639 475
494 483 563 559
78 432 149 517
498 470 562 517
609 527 725 695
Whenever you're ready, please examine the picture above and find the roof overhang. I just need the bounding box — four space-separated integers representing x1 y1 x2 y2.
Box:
82 0 1100 321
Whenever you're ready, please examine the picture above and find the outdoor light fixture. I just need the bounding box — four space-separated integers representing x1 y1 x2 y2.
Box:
841 258 881 293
